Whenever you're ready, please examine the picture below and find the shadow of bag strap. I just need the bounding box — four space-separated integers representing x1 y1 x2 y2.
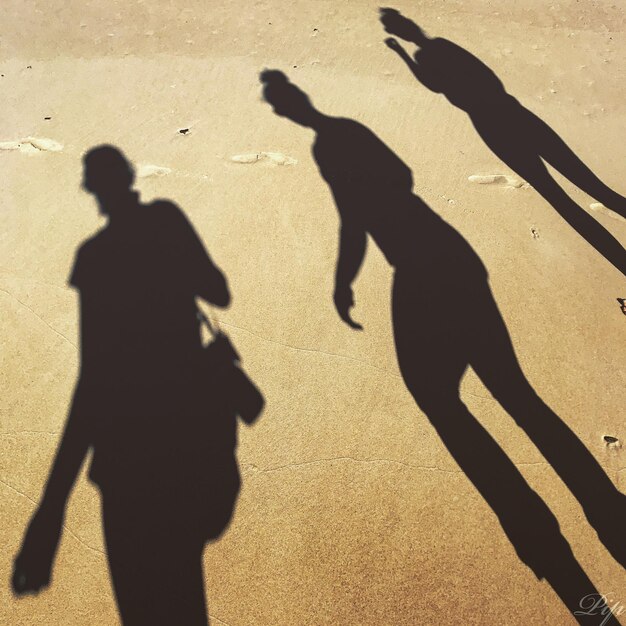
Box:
196 306 218 338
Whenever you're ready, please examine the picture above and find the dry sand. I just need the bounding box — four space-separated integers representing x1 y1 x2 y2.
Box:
1 1 625 624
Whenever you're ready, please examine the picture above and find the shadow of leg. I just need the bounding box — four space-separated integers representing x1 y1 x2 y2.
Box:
412 392 619 624
530 172 626 276
102 492 209 626
469 284 626 570
391 271 621 622
472 110 626 276
527 109 626 220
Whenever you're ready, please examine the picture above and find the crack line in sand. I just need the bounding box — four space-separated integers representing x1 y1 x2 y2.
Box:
0 478 105 557
213 318 492 400
244 457 462 475
0 287 77 350
0 477 38 505
230 151 297 165
243 457 550 475
211 317 402 379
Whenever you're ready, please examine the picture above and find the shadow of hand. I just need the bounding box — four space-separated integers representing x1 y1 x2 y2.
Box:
334 285 363 330
385 37 404 53
12 505 65 596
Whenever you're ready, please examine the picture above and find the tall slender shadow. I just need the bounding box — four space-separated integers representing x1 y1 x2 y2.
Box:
380 8 626 277
11 146 263 626
260 70 624 624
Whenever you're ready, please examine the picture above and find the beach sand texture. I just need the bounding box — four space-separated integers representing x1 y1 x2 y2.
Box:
1 1 625 624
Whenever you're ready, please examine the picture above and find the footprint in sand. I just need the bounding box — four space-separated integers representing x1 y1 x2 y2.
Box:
589 203 626 223
0 137 63 153
137 164 172 178
468 174 527 188
230 151 297 166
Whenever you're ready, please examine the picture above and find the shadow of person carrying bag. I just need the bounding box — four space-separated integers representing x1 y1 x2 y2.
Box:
11 307 265 599
189 308 264 541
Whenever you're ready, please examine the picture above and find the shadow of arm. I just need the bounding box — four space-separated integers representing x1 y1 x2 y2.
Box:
334 213 367 330
40 394 90 506
385 38 423 81
12 391 90 595
166 204 231 307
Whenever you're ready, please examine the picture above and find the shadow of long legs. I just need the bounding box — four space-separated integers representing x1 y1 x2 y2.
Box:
526 108 626 219
392 268 622 623
468 281 626 568
416 399 618 625
103 493 209 626
472 106 626 275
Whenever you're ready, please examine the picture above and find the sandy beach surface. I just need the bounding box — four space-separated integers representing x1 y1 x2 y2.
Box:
1 1 625 624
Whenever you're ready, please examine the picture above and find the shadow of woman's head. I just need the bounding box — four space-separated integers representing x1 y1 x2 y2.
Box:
380 8 428 45
260 70 319 127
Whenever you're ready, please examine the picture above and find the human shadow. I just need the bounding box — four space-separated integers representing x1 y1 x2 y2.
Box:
260 70 624 624
11 145 264 626
380 8 626 277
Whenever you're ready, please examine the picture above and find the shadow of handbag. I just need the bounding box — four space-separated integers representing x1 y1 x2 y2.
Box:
197 308 264 425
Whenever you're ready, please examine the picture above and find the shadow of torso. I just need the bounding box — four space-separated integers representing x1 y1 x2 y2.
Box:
312 117 492 400
71 200 239 532
414 38 509 110
313 117 488 285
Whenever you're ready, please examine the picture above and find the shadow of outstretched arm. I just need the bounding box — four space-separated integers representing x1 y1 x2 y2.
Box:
12 388 90 595
384 37 424 82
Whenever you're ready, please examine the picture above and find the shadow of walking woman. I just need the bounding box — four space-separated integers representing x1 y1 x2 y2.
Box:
260 69 624 624
380 7 626 277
